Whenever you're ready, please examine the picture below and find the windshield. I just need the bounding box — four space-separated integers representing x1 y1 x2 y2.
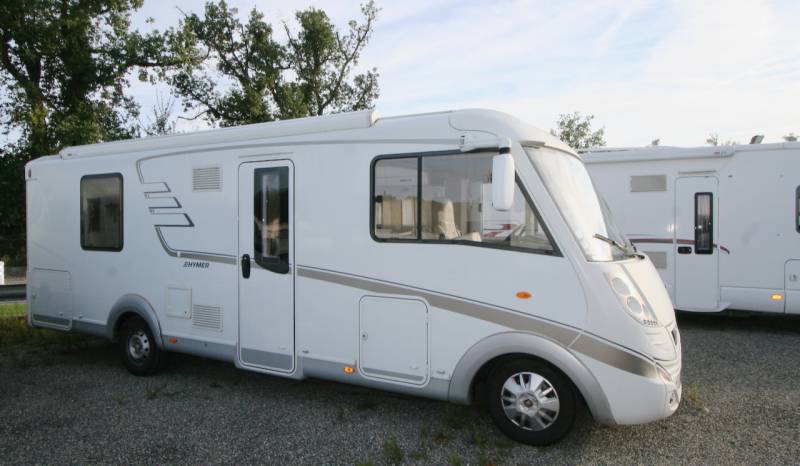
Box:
525 147 634 261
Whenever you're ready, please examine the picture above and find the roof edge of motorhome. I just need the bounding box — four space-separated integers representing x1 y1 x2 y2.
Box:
581 141 800 164
58 109 381 159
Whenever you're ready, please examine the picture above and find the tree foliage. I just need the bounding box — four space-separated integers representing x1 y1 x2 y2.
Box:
164 1 380 127
784 133 797 142
550 112 606 150
0 0 172 157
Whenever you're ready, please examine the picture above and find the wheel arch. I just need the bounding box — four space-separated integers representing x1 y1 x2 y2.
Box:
106 294 164 348
448 331 615 424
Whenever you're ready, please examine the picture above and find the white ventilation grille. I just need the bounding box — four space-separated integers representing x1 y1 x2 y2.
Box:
192 166 222 191
630 175 667 192
192 304 222 331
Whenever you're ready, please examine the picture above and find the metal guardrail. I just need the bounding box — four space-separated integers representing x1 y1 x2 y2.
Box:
0 284 26 302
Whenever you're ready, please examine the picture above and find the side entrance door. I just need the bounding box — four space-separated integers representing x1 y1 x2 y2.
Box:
674 176 719 311
237 160 295 373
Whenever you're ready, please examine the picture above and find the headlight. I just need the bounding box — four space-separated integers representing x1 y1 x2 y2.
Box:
607 273 660 328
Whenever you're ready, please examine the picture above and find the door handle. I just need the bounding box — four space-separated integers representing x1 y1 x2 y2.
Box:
241 254 251 278
677 246 692 254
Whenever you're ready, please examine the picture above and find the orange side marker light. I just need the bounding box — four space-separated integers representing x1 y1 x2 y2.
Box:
169 337 178 344
343 366 355 374
516 291 532 300
771 294 783 301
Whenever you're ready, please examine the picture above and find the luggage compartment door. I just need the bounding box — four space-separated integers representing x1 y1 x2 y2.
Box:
359 296 429 385
674 176 719 311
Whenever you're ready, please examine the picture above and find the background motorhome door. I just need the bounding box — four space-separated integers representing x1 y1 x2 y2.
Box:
674 176 719 311
237 161 295 373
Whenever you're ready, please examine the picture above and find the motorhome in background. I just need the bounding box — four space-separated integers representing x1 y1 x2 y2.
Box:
26 109 682 445
584 142 800 314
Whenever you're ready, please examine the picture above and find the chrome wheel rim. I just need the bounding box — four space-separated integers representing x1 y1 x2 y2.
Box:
501 371 559 431
128 330 151 361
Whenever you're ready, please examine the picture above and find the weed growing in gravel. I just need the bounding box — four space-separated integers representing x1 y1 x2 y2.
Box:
444 406 476 430
409 448 428 461
448 453 464 466
145 384 165 400
431 428 450 445
354 459 374 466
382 438 404 465
355 398 379 411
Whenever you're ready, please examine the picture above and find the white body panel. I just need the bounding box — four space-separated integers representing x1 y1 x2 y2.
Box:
585 143 800 313
26 109 681 427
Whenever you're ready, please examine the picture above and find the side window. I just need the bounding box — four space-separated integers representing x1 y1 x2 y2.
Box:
420 153 554 252
373 157 419 240
694 192 713 254
80 174 123 251
371 152 555 254
254 167 290 273
796 186 800 233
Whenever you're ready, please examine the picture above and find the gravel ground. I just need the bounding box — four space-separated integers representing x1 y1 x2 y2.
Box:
1 313 799 465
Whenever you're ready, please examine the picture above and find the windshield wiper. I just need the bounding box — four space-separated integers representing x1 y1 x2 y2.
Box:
593 233 636 256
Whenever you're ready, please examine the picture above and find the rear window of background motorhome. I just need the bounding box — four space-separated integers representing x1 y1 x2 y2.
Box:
371 152 556 254
80 173 123 251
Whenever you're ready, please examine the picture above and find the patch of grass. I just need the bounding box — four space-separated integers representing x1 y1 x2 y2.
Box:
683 384 708 413
0 303 26 317
145 384 165 400
382 438 404 465
409 448 428 461
444 406 475 431
0 315 85 349
448 453 463 466
355 398 379 411
354 459 374 466
431 428 450 445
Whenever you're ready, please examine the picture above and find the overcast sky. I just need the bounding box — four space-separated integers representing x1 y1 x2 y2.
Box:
126 0 799 146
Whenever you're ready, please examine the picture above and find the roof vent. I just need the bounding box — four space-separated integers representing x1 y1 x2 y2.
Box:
192 166 222 191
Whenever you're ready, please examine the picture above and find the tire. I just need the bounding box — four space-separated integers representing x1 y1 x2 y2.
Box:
119 317 163 376
486 358 577 446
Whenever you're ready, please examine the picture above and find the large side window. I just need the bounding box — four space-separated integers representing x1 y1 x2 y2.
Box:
694 192 713 254
372 152 555 254
254 167 290 273
80 174 123 251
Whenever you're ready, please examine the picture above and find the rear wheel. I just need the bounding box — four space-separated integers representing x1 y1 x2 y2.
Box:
119 317 163 376
486 359 577 446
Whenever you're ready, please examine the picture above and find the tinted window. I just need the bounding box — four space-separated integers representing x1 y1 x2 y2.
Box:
80 174 123 251
695 192 713 254
372 153 555 254
254 167 290 273
373 157 419 240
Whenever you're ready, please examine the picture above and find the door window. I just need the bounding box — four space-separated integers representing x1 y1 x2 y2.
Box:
254 167 290 273
694 192 713 254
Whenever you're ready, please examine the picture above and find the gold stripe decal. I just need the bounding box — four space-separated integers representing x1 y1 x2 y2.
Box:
297 266 658 379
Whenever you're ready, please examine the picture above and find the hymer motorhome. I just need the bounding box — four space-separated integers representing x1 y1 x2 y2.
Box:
26 109 681 444
585 142 800 314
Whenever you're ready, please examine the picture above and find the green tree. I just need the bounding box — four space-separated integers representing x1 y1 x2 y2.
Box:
0 0 171 156
706 133 719 146
165 1 379 126
0 0 171 265
784 133 797 142
550 112 606 150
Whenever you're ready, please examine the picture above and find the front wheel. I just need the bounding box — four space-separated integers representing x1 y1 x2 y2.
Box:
486 359 577 446
119 317 164 376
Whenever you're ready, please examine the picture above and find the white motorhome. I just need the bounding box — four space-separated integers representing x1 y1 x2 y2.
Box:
26 109 681 445
585 142 800 314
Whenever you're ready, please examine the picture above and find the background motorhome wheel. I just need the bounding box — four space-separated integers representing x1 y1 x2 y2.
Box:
487 359 577 446
119 317 163 376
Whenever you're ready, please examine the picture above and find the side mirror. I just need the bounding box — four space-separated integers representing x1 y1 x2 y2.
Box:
492 151 515 211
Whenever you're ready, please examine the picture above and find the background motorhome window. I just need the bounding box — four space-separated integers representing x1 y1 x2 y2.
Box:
80 174 123 251
695 192 713 254
419 153 554 252
254 167 290 273
373 157 419 239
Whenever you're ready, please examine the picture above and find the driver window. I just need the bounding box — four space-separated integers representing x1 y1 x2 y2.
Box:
419 153 554 252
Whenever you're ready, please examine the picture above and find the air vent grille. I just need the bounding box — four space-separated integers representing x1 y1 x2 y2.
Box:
192 304 222 331
192 166 222 191
630 175 666 192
